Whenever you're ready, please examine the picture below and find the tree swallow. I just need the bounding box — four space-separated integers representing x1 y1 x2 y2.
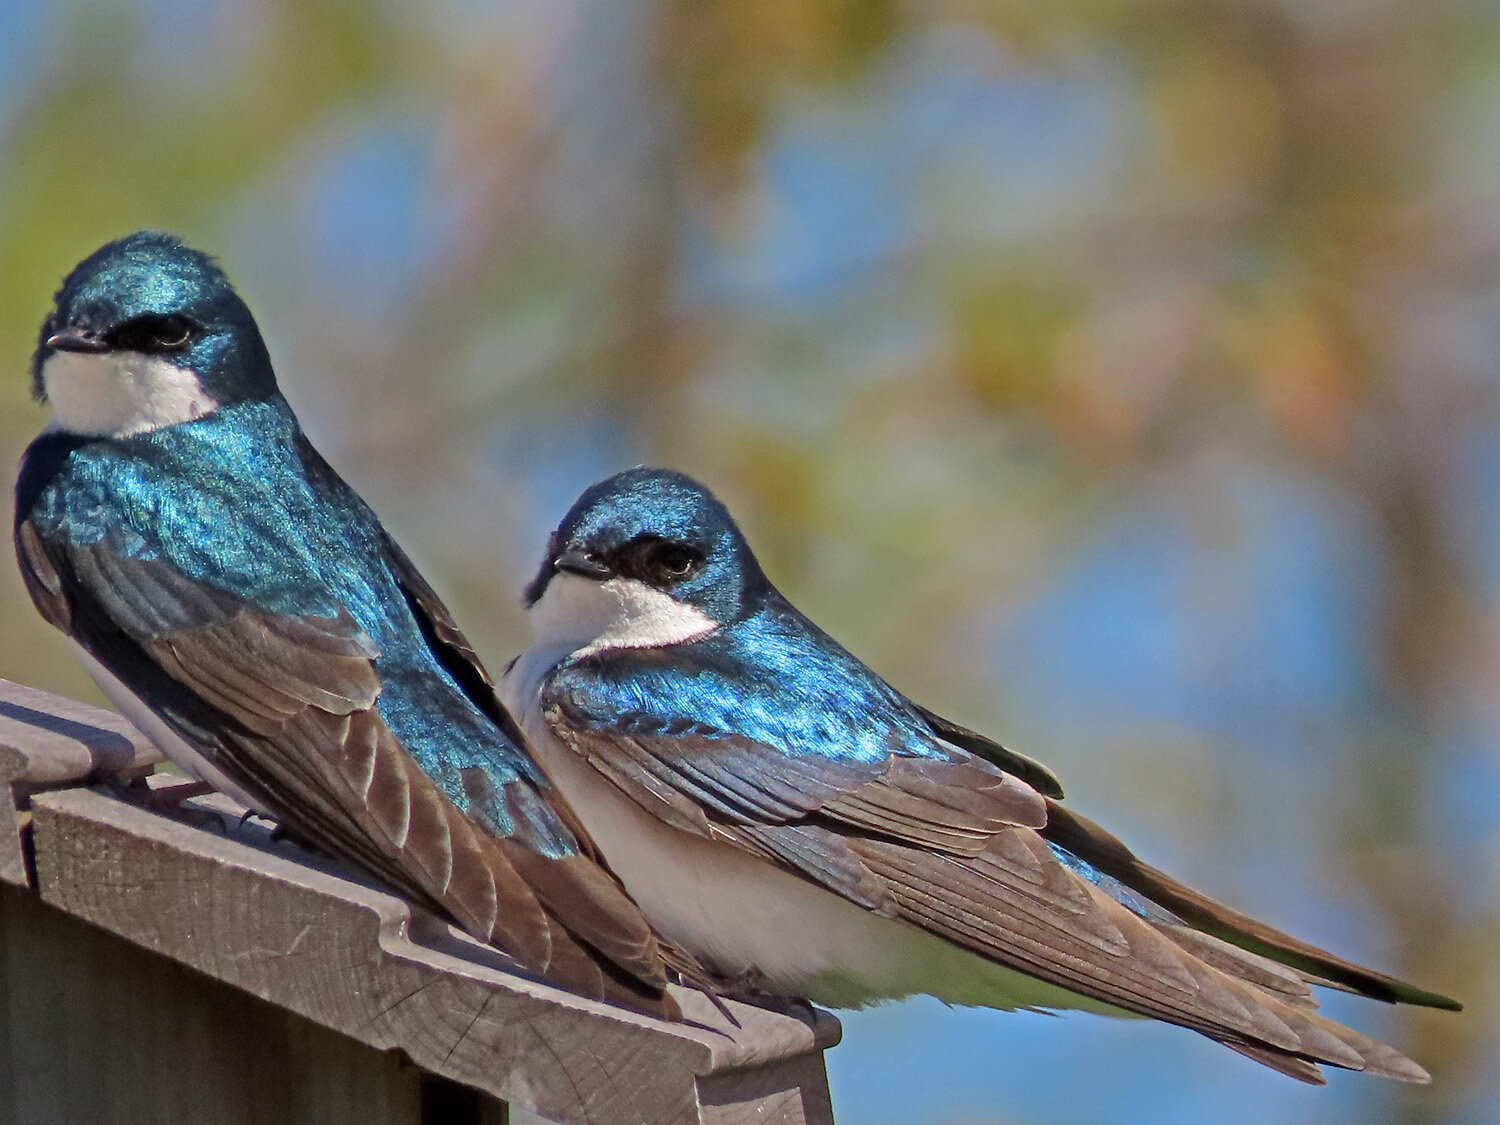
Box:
15 232 697 1018
502 466 1461 1082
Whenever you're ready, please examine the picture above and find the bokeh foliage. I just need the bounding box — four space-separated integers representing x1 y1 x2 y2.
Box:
2 1 1498 1122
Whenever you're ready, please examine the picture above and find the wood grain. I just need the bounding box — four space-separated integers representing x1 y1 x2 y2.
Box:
0 677 160 788
28 785 838 1125
0 679 838 1123
0 677 164 887
0 883 458 1125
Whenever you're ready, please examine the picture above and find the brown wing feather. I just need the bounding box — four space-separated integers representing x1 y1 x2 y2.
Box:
547 710 1438 1079
914 704 1065 798
16 520 72 632
1041 802 1462 1011
819 757 1047 850
546 699 1045 843
843 831 1429 1083
375 534 707 997
153 622 678 1005
22 524 682 1017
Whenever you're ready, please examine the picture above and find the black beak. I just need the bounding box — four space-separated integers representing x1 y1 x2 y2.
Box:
45 326 110 354
554 550 612 581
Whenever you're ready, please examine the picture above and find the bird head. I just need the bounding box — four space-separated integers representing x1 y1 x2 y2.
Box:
31 230 276 437
524 468 767 652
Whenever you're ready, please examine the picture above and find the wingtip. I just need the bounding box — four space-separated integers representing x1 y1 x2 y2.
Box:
1389 984 1463 1013
1040 802 1464 1017
1363 1051 1433 1085
1225 1042 1329 1084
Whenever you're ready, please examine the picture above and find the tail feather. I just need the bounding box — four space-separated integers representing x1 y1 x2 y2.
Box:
1157 924 1318 1007
1223 1042 1328 1085
1042 802 1461 1011
853 831 1438 1083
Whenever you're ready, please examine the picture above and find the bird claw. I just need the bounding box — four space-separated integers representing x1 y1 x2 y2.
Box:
706 967 820 1022
266 821 322 855
711 966 773 1001
112 776 227 832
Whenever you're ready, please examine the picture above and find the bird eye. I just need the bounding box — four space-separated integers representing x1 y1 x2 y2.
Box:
649 542 702 582
149 315 195 349
113 314 197 353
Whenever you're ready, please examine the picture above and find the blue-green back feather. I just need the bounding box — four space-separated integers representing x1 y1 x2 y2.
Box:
25 395 572 855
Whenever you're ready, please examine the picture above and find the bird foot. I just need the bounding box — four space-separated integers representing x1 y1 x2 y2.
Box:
707 967 819 1022
264 818 322 856
113 776 226 832
711 966 774 1001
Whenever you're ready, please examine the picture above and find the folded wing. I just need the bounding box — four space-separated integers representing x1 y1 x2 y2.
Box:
543 648 1447 1081
17 515 683 1018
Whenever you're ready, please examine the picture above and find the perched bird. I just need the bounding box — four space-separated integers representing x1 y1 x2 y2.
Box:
501 467 1461 1083
15 232 694 1018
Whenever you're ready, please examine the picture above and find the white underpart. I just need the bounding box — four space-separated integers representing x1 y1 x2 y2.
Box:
505 574 720 773
42 349 218 437
501 574 1120 1014
527 572 720 659
68 638 269 815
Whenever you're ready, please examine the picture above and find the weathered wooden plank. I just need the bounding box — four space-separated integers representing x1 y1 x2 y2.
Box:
0 678 159 788
0 808 23 890
698 1052 839 1125
28 786 839 1125
0 678 163 888
0 883 436 1125
0 680 838 1121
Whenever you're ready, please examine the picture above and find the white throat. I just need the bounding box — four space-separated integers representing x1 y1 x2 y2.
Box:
528 572 718 659
42 349 219 437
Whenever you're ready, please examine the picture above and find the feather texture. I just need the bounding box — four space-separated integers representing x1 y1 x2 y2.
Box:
15 401 689 1017
506 465 1459 1082
533 641 1443 1080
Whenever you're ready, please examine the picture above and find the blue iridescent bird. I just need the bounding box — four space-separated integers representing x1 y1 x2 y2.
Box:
14 232 696 1017
502 467 1461 1083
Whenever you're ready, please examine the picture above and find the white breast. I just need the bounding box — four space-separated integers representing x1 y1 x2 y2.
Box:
42 350 218 438
501 584 1115 1014
527 572 719 656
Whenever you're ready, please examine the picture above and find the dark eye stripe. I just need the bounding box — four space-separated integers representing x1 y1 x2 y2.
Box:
110 314 197 353
613 536 704 585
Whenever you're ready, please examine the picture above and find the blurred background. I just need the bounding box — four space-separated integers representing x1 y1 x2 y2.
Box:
1 1 1497 1121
